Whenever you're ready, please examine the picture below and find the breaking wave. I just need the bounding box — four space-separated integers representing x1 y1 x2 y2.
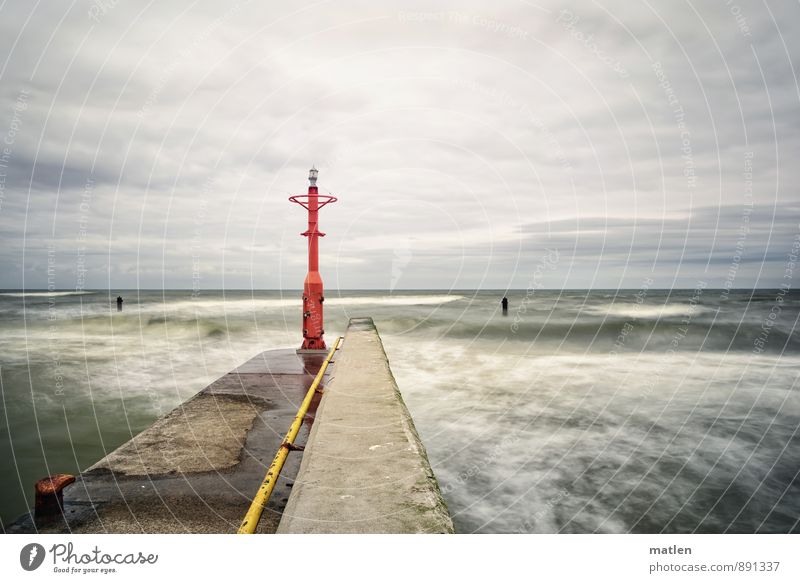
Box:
0 291 96 297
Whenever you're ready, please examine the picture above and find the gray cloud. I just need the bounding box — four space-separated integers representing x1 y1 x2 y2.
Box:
0 0 798 290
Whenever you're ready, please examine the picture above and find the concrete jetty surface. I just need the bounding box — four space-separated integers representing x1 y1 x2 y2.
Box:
9 349 332 534
278 318 454 533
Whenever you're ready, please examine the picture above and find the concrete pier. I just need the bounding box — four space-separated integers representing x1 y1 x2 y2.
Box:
278 318 453 533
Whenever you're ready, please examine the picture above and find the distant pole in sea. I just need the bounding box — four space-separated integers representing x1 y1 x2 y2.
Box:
289 167 338 350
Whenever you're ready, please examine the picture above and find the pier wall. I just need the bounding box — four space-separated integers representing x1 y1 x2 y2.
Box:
277 317 454 533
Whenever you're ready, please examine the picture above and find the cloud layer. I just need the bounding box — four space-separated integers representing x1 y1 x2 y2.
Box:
0 0 798 289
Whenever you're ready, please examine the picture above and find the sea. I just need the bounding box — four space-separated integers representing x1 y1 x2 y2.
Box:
1 289 798 533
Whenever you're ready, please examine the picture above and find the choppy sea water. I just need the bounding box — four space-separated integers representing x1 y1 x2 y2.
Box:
1 289 798 532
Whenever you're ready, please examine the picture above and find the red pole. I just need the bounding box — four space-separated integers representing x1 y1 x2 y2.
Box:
289 167 337 351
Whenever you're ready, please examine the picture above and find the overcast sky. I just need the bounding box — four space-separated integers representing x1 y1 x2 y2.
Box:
0 0 797 290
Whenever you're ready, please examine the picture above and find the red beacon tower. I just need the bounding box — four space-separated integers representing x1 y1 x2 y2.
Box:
289 167 337 351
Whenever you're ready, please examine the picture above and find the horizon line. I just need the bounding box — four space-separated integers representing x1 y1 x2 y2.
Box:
0 287 792 292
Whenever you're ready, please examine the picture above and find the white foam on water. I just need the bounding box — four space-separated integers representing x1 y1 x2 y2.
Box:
39 294 466 320
325 294 464 306
386 334 800 533
0 291 96 297
584 303 708 319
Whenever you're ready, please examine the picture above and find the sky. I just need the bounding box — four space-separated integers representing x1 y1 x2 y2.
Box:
0 0 798 290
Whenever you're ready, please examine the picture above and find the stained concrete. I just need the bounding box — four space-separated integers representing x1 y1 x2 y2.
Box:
88 393 262 476
277 318 454 533
8 349 330 534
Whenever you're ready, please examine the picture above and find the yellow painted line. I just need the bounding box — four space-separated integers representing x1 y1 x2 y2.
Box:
237 337 342 534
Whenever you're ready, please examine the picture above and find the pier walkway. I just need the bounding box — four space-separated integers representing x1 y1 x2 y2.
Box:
278 317 453 533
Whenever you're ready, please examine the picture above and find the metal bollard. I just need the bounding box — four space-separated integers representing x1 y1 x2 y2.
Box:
34 474 75 523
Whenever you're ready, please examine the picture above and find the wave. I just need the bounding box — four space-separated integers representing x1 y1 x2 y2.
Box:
379 316 799 354
35 294 466 319
582 304 710 319
0 291 96 297
151 294 464 308
325 294 463 306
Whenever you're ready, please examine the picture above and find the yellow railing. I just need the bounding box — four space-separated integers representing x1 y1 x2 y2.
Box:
237 337 342 534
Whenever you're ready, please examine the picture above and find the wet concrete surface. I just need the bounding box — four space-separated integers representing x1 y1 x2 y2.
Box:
278 318 454 533
8 349 330 534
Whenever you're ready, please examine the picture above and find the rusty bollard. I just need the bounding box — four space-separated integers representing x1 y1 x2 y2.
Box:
34 474 75 523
